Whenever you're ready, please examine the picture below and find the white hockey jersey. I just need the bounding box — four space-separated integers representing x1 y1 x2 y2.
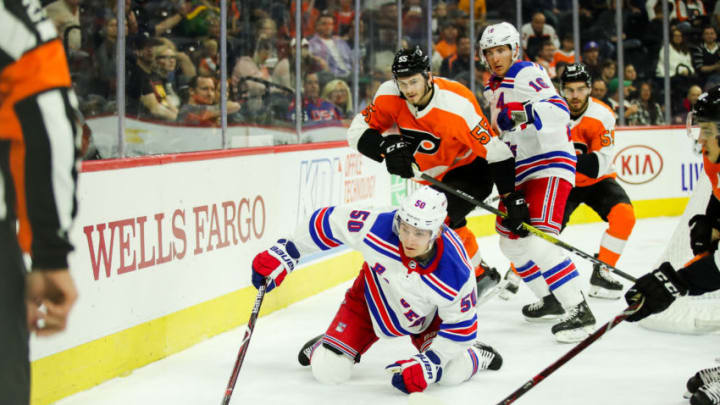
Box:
483 61 576 186
288 205 478 363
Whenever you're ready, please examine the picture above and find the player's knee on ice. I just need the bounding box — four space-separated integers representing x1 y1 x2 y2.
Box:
310 345 353 384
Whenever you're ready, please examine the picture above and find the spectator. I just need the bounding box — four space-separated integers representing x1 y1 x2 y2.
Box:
673 83 703 123
431 2 448 35
457 0 486 25
628 82 665 126
156 37 197 90
178 76 241 126
434 21 459 60
607 79 640 123
198 38 220 77
231 37 278 111
403 0 426 43
44 0 81 51
92 16 122 100
135 43 179 121
321 79 354 119
521 11 560 61
308 14 353 78
272 37 328 90
256 17 278 41
656 27 695 78
290 0 320 38
591 78 612 106
289 72 342 123
691 26 720 89
153 44 182 109
552 32 576 66
582 41 602 79
334 0 355 38
126 36 164 116
599 59 617 85
623 63 639 100
535 40 557 79
176 0 220 38
439 35 472 79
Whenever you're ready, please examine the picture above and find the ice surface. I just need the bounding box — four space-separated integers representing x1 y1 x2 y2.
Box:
56 217 719 405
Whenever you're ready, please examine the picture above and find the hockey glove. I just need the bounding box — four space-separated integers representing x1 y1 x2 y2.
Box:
386 350 443 394
251 239 300 292
381 135 416 178
624 262 688 322
501 191 530 237
689 214 719 255
496 102 528 132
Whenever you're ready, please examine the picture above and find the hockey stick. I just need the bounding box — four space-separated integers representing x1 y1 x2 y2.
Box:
419 173 638 283
495 300 643 405
221 282 268 405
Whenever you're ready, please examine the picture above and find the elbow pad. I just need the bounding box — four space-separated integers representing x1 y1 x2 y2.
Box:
488 157 517 195
576 153 600 178
356 128 384 162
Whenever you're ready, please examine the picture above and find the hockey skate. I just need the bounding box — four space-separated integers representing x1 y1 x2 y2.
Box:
522 294 565 322
692 381 720 405
475 263 501 298
298 334 323 366
588 258 623 300
687 367 720 397
472 341 503 371
498 267 521 300
551 298 596 343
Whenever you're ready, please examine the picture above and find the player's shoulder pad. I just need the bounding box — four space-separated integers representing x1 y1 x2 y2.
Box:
423 228 473 300
587 97 616 128
433 77 478 117
367 210 400 244
504 61 536 79
375 79 401 98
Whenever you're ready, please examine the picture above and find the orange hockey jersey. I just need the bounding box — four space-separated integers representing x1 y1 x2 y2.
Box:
347 77 513 181
569 97 617 187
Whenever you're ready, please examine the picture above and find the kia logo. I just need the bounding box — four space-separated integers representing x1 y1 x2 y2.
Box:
613 145 664 185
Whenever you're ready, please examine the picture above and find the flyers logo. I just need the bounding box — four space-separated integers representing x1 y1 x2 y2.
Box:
399 127 440 154
361 102 376 123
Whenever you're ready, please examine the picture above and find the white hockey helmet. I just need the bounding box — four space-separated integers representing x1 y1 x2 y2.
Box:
478 22 521 66
393 186 448 240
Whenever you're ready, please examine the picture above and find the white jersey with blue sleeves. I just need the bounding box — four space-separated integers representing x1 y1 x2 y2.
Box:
483 61 576 186
290 205 479 363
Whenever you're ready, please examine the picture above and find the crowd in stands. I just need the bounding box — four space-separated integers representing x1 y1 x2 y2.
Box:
46 0 720 146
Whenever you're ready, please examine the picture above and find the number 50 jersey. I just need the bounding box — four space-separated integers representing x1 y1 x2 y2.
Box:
287 205 479 362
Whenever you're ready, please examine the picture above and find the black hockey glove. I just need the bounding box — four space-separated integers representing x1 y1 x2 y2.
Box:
381 135 416 179
624 262 688 322
501 191 530 237
689 214 719 255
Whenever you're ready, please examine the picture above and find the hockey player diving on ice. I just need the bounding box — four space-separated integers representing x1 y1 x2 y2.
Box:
250 186 502 394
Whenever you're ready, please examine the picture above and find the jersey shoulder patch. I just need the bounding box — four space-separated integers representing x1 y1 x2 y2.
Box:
505 61 535 79
420 229 473 301
363 211 401 261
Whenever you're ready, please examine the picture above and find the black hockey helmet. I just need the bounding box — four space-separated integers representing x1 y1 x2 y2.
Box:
560 63 592 88
692 86 720 122
392 45 430 78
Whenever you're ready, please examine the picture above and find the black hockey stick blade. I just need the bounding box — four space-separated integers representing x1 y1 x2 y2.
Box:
221 282 268 405
419 173 637 283
495 300 643 405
